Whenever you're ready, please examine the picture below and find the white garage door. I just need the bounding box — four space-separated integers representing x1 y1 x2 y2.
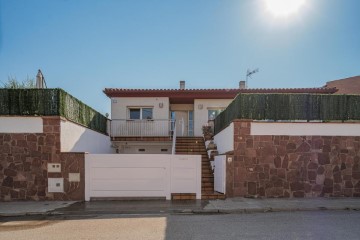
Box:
85 154 171 200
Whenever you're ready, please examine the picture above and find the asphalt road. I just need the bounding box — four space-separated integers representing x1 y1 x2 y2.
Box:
1 211 360 240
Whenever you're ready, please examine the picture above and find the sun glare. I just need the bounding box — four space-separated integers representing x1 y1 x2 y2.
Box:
264 0 306 17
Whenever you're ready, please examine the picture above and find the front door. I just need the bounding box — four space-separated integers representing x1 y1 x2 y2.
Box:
175 111 188 136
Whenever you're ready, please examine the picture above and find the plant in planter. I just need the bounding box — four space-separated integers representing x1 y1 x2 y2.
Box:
202 125 213 140
207 140 217 150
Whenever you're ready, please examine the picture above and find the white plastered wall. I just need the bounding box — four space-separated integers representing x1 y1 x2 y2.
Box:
111 97 170 119
0 117 43 133
214 122 234 154
193 99 232 136
116 142 172 154
61 119 113 153
251 122 360 136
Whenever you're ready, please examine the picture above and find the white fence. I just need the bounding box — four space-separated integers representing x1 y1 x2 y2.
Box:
214 155 226 194
85 154 201 200
111 119 174 137
214 122 234 154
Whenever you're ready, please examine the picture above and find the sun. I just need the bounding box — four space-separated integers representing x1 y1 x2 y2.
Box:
264 0 306 17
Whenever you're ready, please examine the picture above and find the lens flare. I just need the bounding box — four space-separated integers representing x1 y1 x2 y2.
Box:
264 0 306 17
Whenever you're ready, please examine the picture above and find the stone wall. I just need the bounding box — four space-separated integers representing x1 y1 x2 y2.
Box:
226 120 360 198
0 117 85 201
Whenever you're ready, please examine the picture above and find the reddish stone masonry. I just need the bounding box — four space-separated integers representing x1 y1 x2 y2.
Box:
0 117 84 201
226 120 360 198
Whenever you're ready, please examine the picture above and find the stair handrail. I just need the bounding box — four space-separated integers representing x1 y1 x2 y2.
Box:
171 120 176 155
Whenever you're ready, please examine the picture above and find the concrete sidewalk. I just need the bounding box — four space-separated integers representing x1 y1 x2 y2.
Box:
203 198 360 213
1 198 360 217
0 201 76 217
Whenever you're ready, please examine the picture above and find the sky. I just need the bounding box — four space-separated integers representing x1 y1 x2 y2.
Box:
0 0 359 115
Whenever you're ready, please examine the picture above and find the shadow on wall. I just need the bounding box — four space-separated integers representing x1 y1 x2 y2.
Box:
61 117 113 154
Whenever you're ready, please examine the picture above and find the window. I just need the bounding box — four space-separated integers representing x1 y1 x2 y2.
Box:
142 108 153 119
129 109 141 119
188 111 194 136
208 109 223 120
129 107 153 120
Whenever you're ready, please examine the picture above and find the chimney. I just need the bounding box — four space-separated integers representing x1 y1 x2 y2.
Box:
180 80 185 90
239 80 246 89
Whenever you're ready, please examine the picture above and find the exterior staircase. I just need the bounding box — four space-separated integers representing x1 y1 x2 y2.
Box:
174 137 225 200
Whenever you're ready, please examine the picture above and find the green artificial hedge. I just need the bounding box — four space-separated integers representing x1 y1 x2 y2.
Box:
214 93 360 134
0 88 107 134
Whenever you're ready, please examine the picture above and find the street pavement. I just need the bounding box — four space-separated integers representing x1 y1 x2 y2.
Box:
1 211 360 239
1 197 360 217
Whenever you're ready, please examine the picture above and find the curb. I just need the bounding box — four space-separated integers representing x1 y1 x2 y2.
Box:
193 206 360 214
0 211 64 218
2 206 359 218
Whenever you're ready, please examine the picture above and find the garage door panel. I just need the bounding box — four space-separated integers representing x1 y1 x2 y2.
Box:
172 168 196 178
91 167 165 179
89 191 166 198
85 154 201 201
171 179 197 192
88 155 168 168
91 179 165 191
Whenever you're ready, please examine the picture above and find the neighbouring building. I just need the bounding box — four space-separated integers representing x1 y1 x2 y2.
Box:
324 75 360 94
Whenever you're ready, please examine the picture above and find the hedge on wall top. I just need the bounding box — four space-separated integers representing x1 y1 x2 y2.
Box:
0 88 107 134
214 93 360 135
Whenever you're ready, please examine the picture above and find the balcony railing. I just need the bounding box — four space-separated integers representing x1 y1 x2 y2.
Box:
111 119 175 137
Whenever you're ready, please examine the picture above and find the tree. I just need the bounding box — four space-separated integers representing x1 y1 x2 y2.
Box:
1 76 36 89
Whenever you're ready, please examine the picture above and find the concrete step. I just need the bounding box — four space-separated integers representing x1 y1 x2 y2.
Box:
202 182 214 187
175 146 204 148
201 192 226 200
202 178 214 183
176 139 204 142
202 173 214 178
171 193 196 200
176 137 203 140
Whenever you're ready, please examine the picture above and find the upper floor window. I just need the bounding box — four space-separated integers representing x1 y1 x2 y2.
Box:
208 109 223 120
129 107 153 120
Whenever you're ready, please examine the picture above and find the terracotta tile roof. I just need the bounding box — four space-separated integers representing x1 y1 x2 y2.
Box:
104 87 337 97
103 87 338 104
324 76 360 94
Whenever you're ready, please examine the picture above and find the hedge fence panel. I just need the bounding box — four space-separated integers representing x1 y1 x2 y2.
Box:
0 88 107 134
58 89 107 134
214 93 360 134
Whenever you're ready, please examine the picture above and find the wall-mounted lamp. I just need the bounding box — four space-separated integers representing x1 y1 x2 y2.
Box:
159 103 164 108
198 104 203 110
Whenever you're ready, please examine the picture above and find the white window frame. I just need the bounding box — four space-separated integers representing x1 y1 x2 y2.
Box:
128 107 153 120
207 108 225 121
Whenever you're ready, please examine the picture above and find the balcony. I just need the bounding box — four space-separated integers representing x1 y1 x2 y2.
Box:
111 119 175 137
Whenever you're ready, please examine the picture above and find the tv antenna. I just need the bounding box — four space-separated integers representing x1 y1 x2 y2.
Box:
246 68 259 88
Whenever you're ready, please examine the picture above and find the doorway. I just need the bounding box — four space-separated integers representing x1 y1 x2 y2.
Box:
171 111 193 136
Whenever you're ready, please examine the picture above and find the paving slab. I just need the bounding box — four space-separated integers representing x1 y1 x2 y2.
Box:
204 197 360 213
56 200 207 215
0 201 77 217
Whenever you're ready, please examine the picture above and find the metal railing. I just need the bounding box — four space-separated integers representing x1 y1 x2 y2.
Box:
171 122 177 155
111 119 175 137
